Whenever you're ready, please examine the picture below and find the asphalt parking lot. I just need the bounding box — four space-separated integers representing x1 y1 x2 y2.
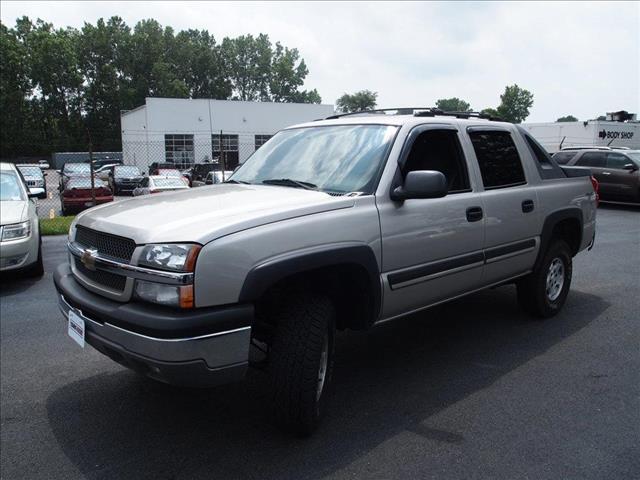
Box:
1 205 639 480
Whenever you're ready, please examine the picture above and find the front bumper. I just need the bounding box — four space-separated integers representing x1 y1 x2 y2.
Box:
54 263 253 387
0 232 39 271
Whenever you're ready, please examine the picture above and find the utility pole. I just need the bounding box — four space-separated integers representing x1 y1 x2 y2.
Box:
219 130 226 182
87 128 96 207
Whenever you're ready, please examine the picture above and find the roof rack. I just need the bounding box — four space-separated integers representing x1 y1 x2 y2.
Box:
325 107 504 122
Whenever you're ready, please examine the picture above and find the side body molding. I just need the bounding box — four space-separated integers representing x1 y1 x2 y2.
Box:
239 244 382 325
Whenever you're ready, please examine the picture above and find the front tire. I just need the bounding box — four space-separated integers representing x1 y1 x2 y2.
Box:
268 293 335 436
517 239 572 318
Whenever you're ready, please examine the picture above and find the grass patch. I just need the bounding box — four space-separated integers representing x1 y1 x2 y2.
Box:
39 216 75 236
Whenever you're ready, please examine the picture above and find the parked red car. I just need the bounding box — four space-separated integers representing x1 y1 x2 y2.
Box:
61 177 113 215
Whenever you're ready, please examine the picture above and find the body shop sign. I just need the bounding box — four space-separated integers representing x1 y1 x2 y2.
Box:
599 129 635 140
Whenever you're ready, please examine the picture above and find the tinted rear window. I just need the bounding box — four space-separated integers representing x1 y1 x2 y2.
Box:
468 131 526 189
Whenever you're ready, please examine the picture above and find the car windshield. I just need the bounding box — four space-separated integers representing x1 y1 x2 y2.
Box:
64 163 90 174
115 166 141 177
0 171 26 201
18 166 42 177
67 178 106 189
153 177 185 187
230 125 399 194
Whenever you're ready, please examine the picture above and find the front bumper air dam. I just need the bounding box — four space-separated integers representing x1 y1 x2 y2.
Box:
54 263 253 387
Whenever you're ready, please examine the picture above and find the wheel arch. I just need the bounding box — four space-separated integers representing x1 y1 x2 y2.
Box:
239 245 381 330
536 207 583 270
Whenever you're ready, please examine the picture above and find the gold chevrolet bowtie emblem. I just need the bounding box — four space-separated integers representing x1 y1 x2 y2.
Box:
81 248 98 271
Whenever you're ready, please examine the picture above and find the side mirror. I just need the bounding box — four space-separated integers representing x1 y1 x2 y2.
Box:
28 188 44 198
392 170 448 201
623 163 639 171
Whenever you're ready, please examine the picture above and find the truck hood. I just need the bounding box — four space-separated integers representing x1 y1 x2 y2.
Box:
0 201 27 225
75 184 355 244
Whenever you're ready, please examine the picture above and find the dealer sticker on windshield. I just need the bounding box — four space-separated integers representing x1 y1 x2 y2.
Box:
67 310 85 348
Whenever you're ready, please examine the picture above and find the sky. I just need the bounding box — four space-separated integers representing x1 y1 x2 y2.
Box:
2 1 639 122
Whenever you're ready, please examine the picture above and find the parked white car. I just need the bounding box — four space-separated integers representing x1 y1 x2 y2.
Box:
132 175 190 196
0 163 43 276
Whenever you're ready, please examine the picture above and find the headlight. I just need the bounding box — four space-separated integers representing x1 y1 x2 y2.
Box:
139 243 201 272
1 221 31 241
135 281 194 308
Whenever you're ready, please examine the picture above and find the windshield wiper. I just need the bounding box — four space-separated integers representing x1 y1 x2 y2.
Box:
262 178 318 190
225 179 251 184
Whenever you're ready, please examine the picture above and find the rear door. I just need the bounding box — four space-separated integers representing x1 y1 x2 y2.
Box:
465 127 542 285
574 151 607 192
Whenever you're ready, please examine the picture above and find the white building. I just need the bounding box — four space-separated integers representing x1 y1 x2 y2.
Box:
120 98 335 170
523 118 639 153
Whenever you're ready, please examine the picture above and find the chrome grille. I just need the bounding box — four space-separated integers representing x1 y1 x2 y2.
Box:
75 226 136 262
74 258 127 292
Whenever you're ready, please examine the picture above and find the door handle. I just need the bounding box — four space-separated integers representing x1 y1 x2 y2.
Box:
522 199 535 213
602 171 611 175
466 206 483 222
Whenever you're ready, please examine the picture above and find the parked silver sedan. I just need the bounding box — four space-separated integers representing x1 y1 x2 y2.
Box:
0 163 43 276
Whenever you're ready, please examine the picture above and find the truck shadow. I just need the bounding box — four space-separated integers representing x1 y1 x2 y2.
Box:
46 287 608 480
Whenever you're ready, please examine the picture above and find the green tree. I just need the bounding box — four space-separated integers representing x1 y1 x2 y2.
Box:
480 107 500 118
336 90 378 113
556 115 578 122
436 97 471 112
222 34 272 101
495 84 534 123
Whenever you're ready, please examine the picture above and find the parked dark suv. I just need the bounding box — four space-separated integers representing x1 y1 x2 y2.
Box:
108 165 144 195
554 149 640 203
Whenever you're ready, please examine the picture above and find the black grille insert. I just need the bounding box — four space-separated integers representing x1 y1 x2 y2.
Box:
74 258 127 292
75 226 136 262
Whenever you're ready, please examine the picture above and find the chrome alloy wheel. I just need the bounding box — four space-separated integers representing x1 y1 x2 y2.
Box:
546 257 565 302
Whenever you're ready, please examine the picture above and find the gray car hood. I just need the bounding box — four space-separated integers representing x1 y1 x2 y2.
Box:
75 184 355 244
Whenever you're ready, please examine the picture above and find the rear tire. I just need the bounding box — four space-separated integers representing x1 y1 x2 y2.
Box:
517 239 572 318
268 293 335 436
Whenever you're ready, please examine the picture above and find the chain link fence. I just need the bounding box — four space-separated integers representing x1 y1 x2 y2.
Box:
7 131 272 235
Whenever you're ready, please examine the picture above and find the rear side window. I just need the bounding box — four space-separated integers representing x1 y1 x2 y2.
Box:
552 151 578 165
576 152 606 168
468 131 526 189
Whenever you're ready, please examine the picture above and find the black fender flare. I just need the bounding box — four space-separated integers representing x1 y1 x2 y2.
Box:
535 207 583 270
239 245 382 324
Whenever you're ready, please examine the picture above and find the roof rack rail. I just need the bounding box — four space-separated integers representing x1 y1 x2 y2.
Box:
325 107 504 122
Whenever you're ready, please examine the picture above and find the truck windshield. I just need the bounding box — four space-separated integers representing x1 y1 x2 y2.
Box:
230 125 399 194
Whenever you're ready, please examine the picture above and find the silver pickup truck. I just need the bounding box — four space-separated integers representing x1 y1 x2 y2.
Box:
54 109 597 434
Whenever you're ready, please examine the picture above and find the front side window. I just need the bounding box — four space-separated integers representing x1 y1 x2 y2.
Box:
606 153 631 169
231 125 399 194
404 129 470 193
0 171 26 201
165 134 194 168
469 131 526 189
576 152 606 168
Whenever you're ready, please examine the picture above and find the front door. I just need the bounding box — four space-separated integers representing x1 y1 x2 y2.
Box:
378 126 486 320
604 152 639 201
